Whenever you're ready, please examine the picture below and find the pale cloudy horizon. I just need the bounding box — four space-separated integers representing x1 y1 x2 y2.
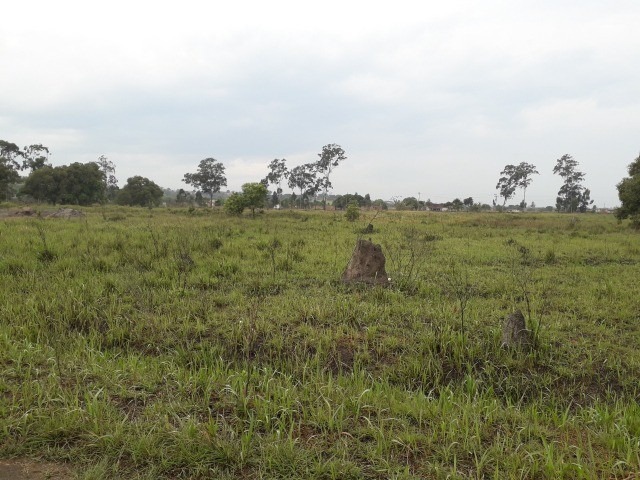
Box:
2 0 639 208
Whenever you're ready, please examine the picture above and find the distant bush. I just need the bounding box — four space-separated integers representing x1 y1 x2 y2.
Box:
345 201 360 222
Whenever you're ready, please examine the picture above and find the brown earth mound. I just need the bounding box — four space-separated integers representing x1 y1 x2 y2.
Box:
3 208 38 217
0 208 41 218
501 309 532 348
342 239 389 286
15 208 36 216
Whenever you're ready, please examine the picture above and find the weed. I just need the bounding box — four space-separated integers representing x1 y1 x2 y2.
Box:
504 238 541 348
34 222 57 262
383 226 434 291
209 237 223 251
544 247 557 264
441 259 476 350
175 238 195 291
257 237 282 281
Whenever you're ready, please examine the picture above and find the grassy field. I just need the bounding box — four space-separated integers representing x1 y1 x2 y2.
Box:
0 206 639 479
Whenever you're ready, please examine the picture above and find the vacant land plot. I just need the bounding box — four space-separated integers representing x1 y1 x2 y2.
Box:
0 207 638 479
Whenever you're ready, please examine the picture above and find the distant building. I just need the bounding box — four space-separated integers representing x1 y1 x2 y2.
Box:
426 204 446 212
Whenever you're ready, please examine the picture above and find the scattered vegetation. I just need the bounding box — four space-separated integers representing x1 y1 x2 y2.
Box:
0 208 639 479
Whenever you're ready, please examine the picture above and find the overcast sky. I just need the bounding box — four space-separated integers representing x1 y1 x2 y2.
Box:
2 0 639 207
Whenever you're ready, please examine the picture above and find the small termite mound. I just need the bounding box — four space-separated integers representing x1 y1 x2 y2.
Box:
501 309 532 348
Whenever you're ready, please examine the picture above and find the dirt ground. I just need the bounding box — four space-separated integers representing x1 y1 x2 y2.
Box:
0 207 84 219
0 459 72 480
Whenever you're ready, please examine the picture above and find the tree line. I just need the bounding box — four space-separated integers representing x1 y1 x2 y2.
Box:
0 140 351 210
0 141 165 206
3 137 640 224
178 144 349 215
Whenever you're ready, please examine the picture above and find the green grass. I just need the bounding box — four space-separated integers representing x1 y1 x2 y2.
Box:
0 207 639 478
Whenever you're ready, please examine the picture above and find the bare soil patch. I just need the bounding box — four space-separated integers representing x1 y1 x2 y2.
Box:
0 459 72 480
0 207 85 219
0 207 39 218
46 208 85 218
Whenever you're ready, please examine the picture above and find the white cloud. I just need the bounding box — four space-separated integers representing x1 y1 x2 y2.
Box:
2 0 640 206
520 99 639 135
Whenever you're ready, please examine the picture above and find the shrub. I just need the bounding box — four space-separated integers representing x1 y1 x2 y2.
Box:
345 201 360 222
224 193 247 216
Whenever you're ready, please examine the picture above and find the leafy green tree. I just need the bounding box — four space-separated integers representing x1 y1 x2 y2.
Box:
176 188 193 206
316 144 347 209
22 144 51 172
0 163 20 200
263 158 288 205
97 155 119 201
516 162 539 205
451 198 463 211
270 191 279 207
21 163 104 205
183 158 227 206
496 162 538 207
0 140 23 200
287 164 318 208
463 197 474 208
176 189 186 205
630 155 640 177
333 193 365 209
57 162 106 205
372 199 388 210
224 192 247 216
577 189 593 213
117 176 164 207
20 166 58 203
496 164 518 206
553 154 592 213
224 183 269 216
400 197 420 210
0 141 22 160
615 154 640 227
241 182 268 217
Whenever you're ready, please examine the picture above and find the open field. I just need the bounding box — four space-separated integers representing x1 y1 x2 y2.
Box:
0 207 639 479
